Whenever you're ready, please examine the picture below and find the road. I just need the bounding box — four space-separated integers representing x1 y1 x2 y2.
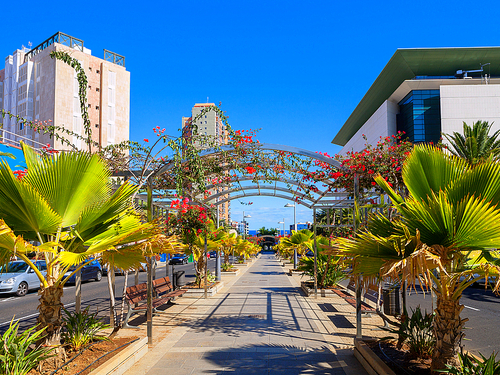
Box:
0 259 219 334
405 283 500 357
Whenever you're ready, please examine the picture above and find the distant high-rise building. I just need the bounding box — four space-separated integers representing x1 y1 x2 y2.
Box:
0 32 130 151
182 103 230 225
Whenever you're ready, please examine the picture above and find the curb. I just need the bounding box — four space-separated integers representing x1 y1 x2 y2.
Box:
93 336 148 375
354 338 396 375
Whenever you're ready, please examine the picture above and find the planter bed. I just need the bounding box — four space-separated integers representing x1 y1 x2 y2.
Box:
233 262 249 267
300 281 345 297
181 281 225 298
28 336 144 375
356 338 432 375
221 268 241 276
288 269 302 276
354 338 397 375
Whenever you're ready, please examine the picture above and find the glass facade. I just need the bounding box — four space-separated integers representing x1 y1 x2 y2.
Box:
397 90 441 143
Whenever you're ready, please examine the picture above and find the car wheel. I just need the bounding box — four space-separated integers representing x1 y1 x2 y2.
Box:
16 282 28 297
95 270 102 282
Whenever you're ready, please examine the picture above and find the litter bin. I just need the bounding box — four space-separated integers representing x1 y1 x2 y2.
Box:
173 270 186 289
382 284 401 316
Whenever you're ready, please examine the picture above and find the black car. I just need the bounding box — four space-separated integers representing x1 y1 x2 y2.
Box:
169 254 188 265
208 251 217 258
64 260 102 284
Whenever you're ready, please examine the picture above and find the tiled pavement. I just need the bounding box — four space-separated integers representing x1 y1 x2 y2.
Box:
125 254 370 375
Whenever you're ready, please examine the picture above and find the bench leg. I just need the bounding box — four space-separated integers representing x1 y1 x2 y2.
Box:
123 305 140 329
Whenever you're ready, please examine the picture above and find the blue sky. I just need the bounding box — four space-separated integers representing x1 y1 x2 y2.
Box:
2 0 499 230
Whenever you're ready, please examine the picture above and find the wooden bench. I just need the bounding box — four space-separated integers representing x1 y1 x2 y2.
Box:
345 280 381 314
123 282 171 328
153 276 187 299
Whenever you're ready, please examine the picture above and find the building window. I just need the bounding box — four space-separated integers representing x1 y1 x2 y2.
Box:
397 90 441 144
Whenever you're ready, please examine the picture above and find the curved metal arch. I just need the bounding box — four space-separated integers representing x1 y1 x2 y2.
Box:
153 142 344 178
203 185 316 204
204 175 331 194
213 192 313 209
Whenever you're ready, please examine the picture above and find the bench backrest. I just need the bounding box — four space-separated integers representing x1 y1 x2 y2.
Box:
125 283 148 304
153 276 173 289
152 276 169 288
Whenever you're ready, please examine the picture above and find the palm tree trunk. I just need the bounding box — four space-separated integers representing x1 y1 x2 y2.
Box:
196 256 206 287
37 284 64 345
320 255 330 287
37 284 66 365
431 293 467 372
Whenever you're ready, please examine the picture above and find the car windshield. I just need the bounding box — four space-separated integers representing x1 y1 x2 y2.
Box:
1 262 29 273
173 254 183 257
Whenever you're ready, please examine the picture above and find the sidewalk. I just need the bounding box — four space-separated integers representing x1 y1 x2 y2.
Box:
125 254 378 375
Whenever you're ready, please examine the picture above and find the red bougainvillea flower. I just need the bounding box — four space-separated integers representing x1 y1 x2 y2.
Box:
245 166 256 174
144 138 149 143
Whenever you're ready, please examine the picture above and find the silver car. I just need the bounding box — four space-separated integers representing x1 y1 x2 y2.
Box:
0 261 47 296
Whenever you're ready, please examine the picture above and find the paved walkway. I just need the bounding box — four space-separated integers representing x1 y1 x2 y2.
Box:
126 253 369 375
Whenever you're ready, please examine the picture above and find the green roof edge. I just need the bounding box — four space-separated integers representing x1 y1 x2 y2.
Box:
332 47 500 146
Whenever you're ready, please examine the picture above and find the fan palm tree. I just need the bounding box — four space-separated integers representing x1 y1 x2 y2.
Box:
181 229 218 286
280 229 314 268
443 120 500 165
213 227 237 265
0 143 166 352
329 144 500 372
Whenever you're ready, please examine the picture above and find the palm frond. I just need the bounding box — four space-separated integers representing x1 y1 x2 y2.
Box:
22 149 110 227
402 144 468 201
0 161 62 237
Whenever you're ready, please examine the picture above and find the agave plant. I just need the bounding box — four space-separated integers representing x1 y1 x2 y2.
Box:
0 320 54 375
439 352 500 374
330 144 500 371
62 307 110 351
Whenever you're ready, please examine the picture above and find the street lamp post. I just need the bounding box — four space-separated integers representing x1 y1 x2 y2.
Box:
278 220 285 237
285 203 298 268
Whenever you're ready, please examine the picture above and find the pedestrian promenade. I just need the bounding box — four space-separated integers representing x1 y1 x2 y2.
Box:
125 253 370 375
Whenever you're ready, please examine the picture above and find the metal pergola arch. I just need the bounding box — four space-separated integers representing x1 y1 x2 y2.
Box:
152 142 344 178
139 142 369 343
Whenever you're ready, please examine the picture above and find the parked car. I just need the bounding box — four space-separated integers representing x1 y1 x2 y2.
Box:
101 261 149 275
64 259 102 284
208 251 217 258
169 254 188 265
0 260 47 296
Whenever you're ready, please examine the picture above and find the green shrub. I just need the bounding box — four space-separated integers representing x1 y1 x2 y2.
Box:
438 351 500 374
62 307 110 351
195 269 216 285
221 262 233 271
297 254 346 288
0 319 55 375
382 305 435 358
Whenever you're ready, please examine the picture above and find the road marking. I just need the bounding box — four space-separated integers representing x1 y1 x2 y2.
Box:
0 302 76 327
0 297 16 302
464 305 480 311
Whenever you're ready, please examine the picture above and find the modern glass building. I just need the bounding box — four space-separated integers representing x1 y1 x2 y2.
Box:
333 47 500 154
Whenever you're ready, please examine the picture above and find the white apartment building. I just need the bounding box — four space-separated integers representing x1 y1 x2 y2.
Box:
0 32 130 151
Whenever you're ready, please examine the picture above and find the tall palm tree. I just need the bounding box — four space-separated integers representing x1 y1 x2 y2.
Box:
0 143 165 352
280 229 314 260
329 144 500 372
443 120 500 164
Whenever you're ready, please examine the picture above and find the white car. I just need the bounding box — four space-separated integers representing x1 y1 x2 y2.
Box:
0 261 47 296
